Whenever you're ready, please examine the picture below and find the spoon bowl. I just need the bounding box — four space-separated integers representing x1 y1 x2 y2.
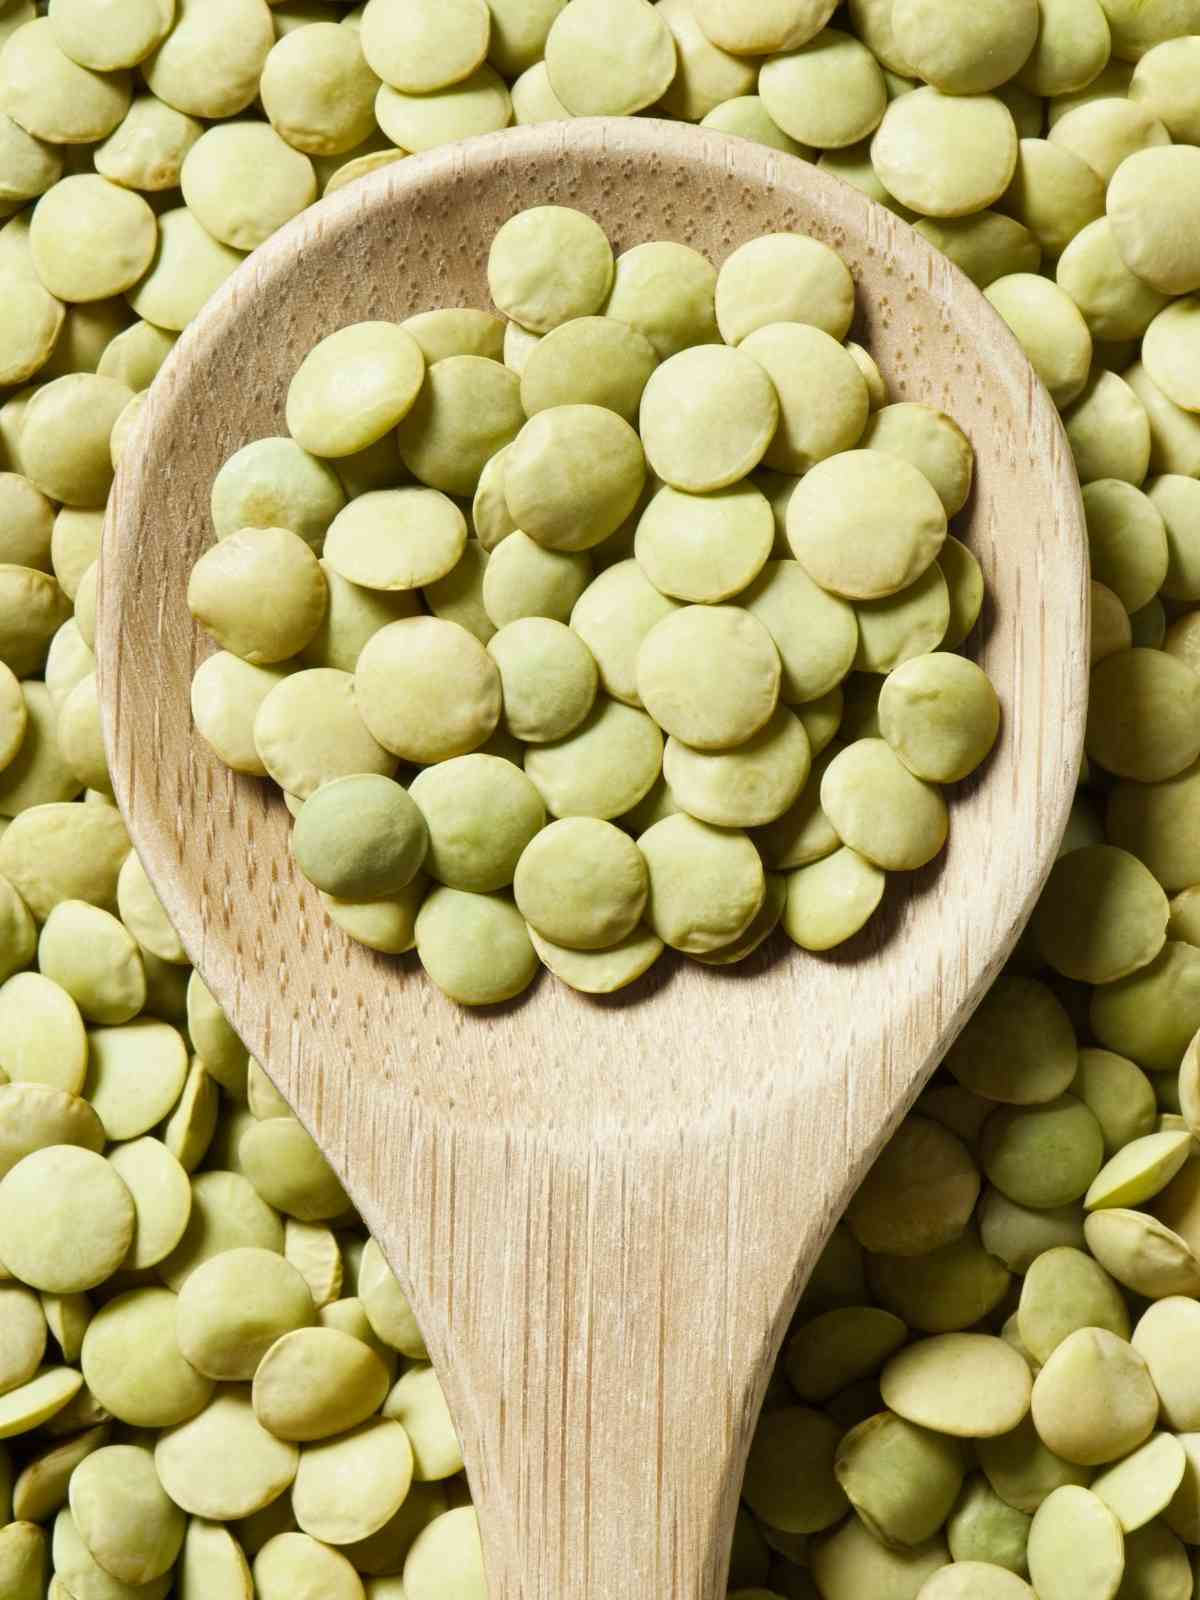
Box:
99 118 1088 1600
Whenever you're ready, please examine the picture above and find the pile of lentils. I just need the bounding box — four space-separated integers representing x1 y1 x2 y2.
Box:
0 0 1200 1596
186 206 1001 1003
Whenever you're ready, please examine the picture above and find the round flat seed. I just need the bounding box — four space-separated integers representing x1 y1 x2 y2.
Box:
893 0 1037 92
1050 97 1170 186
293 1417 413 1544
254 668 396 799
542 0 675 116
116 850 185 965
504 404 645 552
324 490 466 592
284 1221 342 1310
255 1531 363 1600
1086 1129 1192 1213
716 233 854 346
355 618 501 765
740 322 870 475
845 1114 980 1256
293 773 427 901
603 241 719 361
0 1283 46 1395
210 437 345 549
1017 1245 1130 1363
637 605 780 751
106 1136 192 1269
84 1018 188 1141
919 1566 1035 1600
782 845 885 951
872 87 1018 217
82 1286 214 1426
1032 1328 1158 1466
0 798 130 920
664 705 810 828
253 1326 389 1442
1087 649 1200 782
180 122 315 252
1085 1207 1200 1299
0 1367 82 1440
487 207 614 335
414 887 538 1007
177 1519 254 1599
785 1306 907 1402
1027 1486 1125 1600
402 310 505 367
0 1145 133 1293
375 65 512 155
788 449 947 600
881 1332 1031 1437
423 540 493 645
0 1082 105 1183
126 207 245 333
159 1168 284 1295
407 755 543 893
760 28 886 150
30 175 155 303
68 1443 184 1585
286 323 424 460
976 1412 1091 1517
487 618 597 744
639 813 765 955
878 653 999 782
744 1406 847 1533
156 1388 299 1519
821 738 947 871
982 1096 1105 1209
569 560 677 708
259 23 378 158
739 561 858 705
177 1247 314 1381
1 19 132 144
811 1516 949 1600
0 973 86 1094
655 0 756 122
691 0 834 53
519 316 657 423
514 817 647 950
1142 297 1200 414
639 346 780 493
979 1192 1087 1276
382 1364 462 1482
360 0 489 94
530 921 663 995
687 869 784 967
835 1409 964 1548
1065 372 1152 487
470 446 517 553
1107 147 1200 297
1092 1432 1186 1532
239 1117 349 1222
861 402 975 517
1083 480 1168 612
523 697 662 819
635 481 772 604
404 1508 487 1600
396 355 523 498
52 1507 170 1600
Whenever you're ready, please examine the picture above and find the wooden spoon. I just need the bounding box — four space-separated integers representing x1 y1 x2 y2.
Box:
99 120 1087 1599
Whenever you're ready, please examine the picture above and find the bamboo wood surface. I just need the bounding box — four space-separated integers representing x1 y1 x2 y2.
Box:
98 119 1089 1600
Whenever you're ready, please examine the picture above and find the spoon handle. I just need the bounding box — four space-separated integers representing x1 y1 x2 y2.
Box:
385 1113 837 1598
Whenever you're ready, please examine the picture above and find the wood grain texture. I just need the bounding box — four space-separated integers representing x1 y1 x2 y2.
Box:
98 120 1089 1599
